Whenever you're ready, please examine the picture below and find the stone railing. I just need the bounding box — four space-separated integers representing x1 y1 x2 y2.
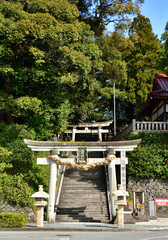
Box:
132 119 168 132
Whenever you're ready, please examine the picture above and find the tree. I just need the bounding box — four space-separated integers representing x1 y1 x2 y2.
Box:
0 0 103 137
75 0 144 36
125 15 161 109
158 22 168 75
96 31 133 123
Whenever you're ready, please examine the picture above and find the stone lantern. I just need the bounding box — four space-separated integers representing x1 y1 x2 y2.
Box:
112 184 129 228
31 185 49 227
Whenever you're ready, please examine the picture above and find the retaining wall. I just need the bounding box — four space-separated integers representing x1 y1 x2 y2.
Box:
128 179 168 215
0 200 35 222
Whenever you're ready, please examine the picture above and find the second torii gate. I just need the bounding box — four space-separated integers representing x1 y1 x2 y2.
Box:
24 139 141 223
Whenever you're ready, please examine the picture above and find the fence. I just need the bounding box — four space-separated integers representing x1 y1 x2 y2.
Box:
132 119 168 132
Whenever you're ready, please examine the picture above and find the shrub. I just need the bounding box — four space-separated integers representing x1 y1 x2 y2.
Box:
126 133 168 180
0 213 28 228
0 122 50 207
1 173 34 206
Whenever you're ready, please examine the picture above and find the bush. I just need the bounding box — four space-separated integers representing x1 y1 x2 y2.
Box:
0 173 34 206
0 122 50 207
0 213 28 228
126 133 168 180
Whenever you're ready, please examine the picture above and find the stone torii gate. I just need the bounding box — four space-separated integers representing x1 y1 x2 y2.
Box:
24 139 141 223
66 120 113 141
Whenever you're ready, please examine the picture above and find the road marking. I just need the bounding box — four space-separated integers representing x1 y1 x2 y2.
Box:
140 236 168 240
0 235 71 240
55 235 70 240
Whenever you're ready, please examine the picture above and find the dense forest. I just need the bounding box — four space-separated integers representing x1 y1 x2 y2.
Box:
1 0 168 208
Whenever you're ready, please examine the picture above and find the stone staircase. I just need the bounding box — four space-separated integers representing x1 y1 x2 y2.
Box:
56 166 109 223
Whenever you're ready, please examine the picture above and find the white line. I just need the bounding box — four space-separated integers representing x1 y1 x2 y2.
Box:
140 236 168 240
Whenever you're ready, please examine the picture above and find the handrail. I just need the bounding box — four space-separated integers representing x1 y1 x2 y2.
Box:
55 165 66 216
105 165 112 221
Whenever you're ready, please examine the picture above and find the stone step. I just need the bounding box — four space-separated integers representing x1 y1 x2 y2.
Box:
56 215 109 220
57 166 109 223
56 217 109 223
60 190 107 194
56 217 109 221
58 207 107 213
63 179 106 184
57 205 108 209
57 211 109 216
58 202 107 206
58 206 108 210
59 193 107 198
64 171 104 176
62 186 106 190
64 175 105 179
59 198 107 202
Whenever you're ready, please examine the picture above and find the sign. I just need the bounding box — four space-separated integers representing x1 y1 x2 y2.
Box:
155 198 168 206
77 147 88 164
149 201 155 216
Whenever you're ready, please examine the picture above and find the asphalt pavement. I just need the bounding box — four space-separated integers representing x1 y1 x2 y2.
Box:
2 230 168 240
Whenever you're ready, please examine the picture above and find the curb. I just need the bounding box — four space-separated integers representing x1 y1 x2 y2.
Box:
0 227 148 232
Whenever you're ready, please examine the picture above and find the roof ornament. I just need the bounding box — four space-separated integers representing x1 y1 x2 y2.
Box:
155 72 168 78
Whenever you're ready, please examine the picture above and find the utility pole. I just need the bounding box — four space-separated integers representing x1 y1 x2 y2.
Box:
106 79 116 136
113 81 116 136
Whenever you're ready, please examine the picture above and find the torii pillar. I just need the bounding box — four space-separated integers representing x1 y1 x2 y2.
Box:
47 150 58 223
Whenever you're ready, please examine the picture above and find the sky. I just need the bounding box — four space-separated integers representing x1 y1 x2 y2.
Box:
107 0 168 40
141 0 168 39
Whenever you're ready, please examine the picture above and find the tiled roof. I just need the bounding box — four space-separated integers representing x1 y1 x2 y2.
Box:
138 72 168 116
151 72 168 97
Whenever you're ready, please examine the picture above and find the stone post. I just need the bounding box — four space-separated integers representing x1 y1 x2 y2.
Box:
107 149 117 219
132 119 136 132
118 204 124 228
98 126 102 141
36 205 44 227
72 126 76 141
47 150 58 223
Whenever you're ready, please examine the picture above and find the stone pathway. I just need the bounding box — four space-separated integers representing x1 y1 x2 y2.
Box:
28 219 168 231
134 218 168 230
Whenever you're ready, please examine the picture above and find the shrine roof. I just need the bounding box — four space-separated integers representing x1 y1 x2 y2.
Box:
138 72 168 116
151 72 168 97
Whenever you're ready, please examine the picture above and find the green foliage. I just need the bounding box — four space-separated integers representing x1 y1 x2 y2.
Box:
76 0 144 36
126 133 168 180
158 22 168 74
126 15 161 106
0 173 34 206
0 122 35 146
0 0 103 132
95 31 134 123
0 213 28 228
0 123 49 207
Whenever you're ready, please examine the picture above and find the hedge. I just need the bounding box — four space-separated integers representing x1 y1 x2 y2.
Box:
0 213 28 228
126 132 168 179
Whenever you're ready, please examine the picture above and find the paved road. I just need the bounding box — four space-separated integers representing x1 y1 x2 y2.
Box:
1 231 168 240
